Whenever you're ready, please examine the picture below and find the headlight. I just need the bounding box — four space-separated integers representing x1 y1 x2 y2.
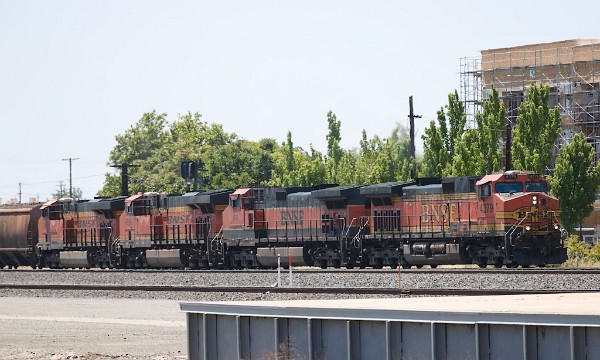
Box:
525 225 531 231
532 195 538 205
554 224 559 230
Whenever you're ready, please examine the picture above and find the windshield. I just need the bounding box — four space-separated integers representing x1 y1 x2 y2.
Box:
526 181 548 193
495 182 523 194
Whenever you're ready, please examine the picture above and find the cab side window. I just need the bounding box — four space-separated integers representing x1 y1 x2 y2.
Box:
478 183 491 198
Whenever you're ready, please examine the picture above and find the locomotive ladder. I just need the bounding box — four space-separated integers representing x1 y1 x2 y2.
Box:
108 234 120 267
207 227 223 268
504 212 530 259
341 218 368 266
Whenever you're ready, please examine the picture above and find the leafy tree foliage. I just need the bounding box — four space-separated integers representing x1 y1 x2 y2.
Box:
476 86 506 174
550 132 600 233
325 111 343 183
270 135 326 187
511 84 561 174
98 111 169 196
450 128 482 176
53 184 83 199
421 91 465 177
99 112 279 196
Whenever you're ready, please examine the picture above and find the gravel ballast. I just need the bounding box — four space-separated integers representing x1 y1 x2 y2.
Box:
1 269 599 301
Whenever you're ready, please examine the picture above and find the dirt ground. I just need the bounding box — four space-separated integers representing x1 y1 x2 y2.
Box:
0 296 187 359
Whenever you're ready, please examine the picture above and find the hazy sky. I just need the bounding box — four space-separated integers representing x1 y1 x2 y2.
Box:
1 0 598 202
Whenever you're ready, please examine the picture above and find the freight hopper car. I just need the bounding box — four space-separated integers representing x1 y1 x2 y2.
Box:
361 171 566 268
221 185 368 269
0 203 42 268
117 190 231 269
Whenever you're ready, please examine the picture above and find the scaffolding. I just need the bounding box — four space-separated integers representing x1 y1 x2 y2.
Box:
459 57 483 127
460 39 600 170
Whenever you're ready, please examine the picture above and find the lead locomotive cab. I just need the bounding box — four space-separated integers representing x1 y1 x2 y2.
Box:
474 171 566 267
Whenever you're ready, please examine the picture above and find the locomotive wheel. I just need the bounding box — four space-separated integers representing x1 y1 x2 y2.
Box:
401 264 411 269
477 258 487 268
389 264 398 269
415 265 423 269
494 259 504 268
430 265 438 269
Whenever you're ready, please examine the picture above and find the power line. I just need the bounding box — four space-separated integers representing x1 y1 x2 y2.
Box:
0 152 64 164
0 174 105 188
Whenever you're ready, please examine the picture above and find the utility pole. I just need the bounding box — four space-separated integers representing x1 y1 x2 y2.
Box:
62 157 79 198
408 96 422 179
18 182 22 204
110 163 140 197
58 181 65 198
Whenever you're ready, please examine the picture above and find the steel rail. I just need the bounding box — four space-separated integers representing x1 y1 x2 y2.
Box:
3 268 600 275
0 283 598 296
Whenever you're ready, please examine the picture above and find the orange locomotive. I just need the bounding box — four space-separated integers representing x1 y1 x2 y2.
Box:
362 171 565 268
220 185 368 269
1 170 567 269
37 197 125 268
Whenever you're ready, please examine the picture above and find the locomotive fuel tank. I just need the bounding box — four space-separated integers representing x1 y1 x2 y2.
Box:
256 247 311 267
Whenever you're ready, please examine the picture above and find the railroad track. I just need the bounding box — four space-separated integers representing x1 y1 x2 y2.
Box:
1 283 598 296
4 267 600 275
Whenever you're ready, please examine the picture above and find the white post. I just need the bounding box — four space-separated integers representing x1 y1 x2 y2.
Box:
277 253 281 288
288 254 293 287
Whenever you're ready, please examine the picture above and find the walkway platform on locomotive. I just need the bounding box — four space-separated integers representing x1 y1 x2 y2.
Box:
180 292 600 360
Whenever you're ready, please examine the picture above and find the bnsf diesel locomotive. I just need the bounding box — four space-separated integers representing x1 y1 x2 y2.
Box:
0 171 567 269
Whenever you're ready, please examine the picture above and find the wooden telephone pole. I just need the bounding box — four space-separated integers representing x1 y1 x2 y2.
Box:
408 96 422 179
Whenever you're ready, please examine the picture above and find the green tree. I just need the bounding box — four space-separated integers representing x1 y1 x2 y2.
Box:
99 111 279 196
476 86 506 173
325 111 343 183
421 116 450 177
53 183 83 199
271 143 326 187
445 90 467 161
450 128 482 176
421 91 466 177
511 84 561 174
253 138 278 185
284 131 295 173
550 132 600 233
98 111 169 196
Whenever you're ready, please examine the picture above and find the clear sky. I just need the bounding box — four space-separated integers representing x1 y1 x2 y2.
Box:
1 0 598 203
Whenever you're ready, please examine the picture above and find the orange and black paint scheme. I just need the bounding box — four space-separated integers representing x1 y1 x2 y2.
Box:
2 171 567 269
361 171 565 268
38 197 125 268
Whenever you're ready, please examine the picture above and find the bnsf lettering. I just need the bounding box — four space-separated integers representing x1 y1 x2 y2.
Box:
168 214 193 224
78 220 96 228
421 203 456 222
281 210 304 225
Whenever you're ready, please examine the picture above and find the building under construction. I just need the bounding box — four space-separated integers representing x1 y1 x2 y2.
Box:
461 39 600 172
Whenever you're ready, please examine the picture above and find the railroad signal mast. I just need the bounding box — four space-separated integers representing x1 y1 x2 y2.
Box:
110 163 140 197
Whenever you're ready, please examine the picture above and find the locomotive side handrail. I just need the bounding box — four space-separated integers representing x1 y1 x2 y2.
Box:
344 218 356 237
504 211 530 256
